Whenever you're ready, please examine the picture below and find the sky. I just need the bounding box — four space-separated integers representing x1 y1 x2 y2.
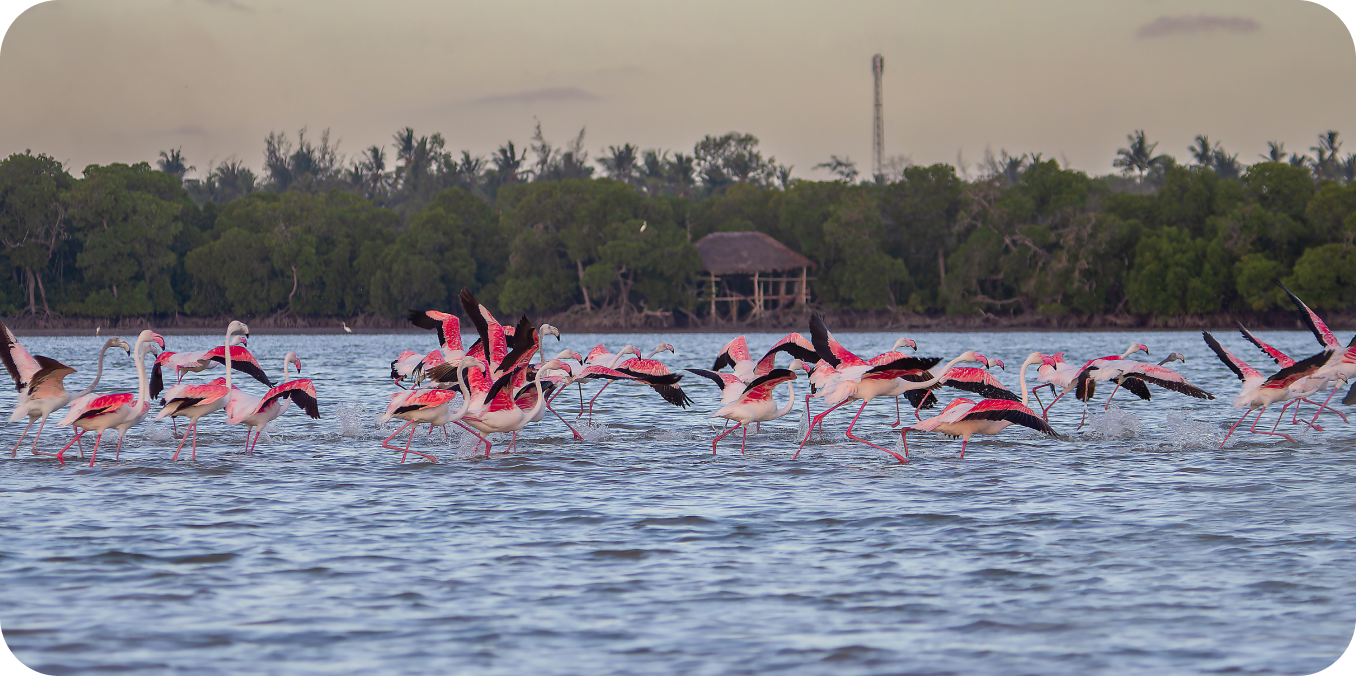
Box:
0 0 1354 180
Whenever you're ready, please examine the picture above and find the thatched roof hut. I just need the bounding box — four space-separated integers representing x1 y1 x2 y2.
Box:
693 231 816 275
693 231 815 321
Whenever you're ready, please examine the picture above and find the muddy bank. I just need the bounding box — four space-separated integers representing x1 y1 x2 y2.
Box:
5 307 1350 336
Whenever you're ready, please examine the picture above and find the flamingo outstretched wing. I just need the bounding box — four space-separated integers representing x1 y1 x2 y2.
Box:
685 368 744 392
1120 363 1214 400
737 368 795 403
1203 332 1261 381
712 336 751 371
498 316 538 375
961 399 1058 436
260 379 321 419
1279 283 1340 350
1236 322 1295 368
0 320 41 391
206 345 274 387
936 367 1020 401
393 388 457 415
27 355 77 398
866 355 942 376
753 333 818 377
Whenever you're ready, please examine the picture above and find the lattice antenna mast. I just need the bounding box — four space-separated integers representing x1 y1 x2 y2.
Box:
871 54 885 182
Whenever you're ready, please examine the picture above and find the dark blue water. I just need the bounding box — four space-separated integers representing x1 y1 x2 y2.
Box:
2 330 1353 675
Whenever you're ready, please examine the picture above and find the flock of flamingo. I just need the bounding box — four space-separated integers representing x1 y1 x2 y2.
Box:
3 286 1353 467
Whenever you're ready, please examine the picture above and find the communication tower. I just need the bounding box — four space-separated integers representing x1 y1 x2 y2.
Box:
871 54 884 181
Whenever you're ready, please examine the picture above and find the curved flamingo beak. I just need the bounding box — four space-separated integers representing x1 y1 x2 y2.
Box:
1041 355 1059 368
993 358 1006 370
974 353 992 369
151 333 166 349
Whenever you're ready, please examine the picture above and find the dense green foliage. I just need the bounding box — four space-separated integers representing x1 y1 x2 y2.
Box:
4 128 1356 320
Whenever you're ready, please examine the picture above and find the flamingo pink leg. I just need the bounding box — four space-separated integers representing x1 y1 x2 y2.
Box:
547 401 583 440
958 436 969 459
741 425 748 453
55 429 85 466
1042 391 1066 421
190 423 200 461
885 428 909 463
1254 406 1297 444
1219 407 1256 449
711 422 741 454
88 431 105 467
1104 381 1122 410
29 416 53 456
10 418 34 458
796 399 849 458
115 431 125 460
893 396 902 427
844 400 896 456
582 381 614 423
509 430 518 453
1031 385 1048 414
1309 385 1348 427
1299 398 1344 426
381 421 412 461
171 421 191 461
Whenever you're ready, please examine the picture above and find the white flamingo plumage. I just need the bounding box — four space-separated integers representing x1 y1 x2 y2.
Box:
709 361 802 454
896 353 1060 461
155 321 249 461
225 352 322 455
1203 331 1333 448
54 331 166 466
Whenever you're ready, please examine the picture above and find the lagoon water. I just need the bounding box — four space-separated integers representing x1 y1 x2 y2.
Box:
1 330 1353 675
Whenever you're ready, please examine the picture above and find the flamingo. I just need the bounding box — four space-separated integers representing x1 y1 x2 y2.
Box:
1231 322 1346 429
794 315 939 457
1276 284 1356 424
3 321 128 458
460 358 570 455
1202 331 1332 448
406 310 470 387
513 350 583 439
376 356 480 463
53 331 166 466
1038 343 1149 421
1075 353 1213 414
709 361 802 454
225 352 322 455
895 353 1060 461
609 343 694 409
390 350 423 388
155 321 249 461
689 334 812 431
149 334 251 397
898 354 1015 424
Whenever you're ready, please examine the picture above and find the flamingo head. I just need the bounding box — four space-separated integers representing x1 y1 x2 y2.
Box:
891 337 918 352
973 353 993 369
647 343 675 359
107 337 132 356
1127 342 1149 357
228 320 250 337
1160 352 1186 365
139 330 166 351
1041 354 1061 369
620 345 642 359
787 359 805 374
991 358 1006 371
230 334 249 347
459 355 488 374
538 358 570 378
538 324 561 341
553 349 585 364
285 352 302 373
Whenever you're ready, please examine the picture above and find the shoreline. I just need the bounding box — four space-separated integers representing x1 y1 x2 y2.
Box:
4 309 1347 336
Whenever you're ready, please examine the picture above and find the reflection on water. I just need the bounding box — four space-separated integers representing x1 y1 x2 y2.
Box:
1 330 1353 675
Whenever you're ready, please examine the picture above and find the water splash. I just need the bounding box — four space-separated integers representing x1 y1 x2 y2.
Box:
796 407 810 440
578 422 612 442
337 402 365 437
453 427 483 457
652 429 687 442
1164 409 1228 449
143 422 173 442
1084 405 1142 440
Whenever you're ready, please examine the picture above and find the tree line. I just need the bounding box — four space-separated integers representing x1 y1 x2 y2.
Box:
4 127 1356 323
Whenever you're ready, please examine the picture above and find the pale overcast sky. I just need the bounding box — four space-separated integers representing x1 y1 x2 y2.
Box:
1 0 1354 179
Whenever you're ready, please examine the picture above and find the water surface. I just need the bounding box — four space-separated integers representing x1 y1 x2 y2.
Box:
2 330 1353 675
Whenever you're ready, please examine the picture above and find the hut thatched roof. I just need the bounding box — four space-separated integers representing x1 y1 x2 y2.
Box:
694 231 816 275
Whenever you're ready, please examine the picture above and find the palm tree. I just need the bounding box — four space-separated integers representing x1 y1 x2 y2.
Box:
598 144 640 183
1341 154 1356 183
157 148 192 178
1212 149 1242 180
493 141 527 185
1311 131 1343 181
813 155 859 182
1113 130 1168 179
1188 135 1218 167
1261 141 1288 163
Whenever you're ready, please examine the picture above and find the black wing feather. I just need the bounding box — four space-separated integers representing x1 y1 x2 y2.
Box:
867 356 942 375
499 316 536 374
808 313 839 367
684 368 731 392
1202 331 1245 381
150 361 166 399
942 378 1020 401
208 354 274 387
1278 282 1331 350
1118 376 1153 401
964 408 1058 436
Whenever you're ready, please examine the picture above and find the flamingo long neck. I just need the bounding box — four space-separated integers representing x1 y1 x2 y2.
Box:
1120 344 1138 359
133 339 151 404
224 326 236 389
646 346 665 359
1018 355 1040 409
281 356 292 384
777 382 796 417
902 353 974 392
523 369 548 421
448 361 475 421
74 341 116 399
607 347 635 368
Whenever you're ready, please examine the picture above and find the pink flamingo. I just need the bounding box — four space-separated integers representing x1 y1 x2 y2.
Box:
4 325 128 458
576 344 690 420
155 321 249 461
1075 353 1213 414
1230 322 1345 429
53 331 166 466
460 358 570 455
376 356 481 463
1276 284 1356 424
793 315 939 457
225 352 322 455
514 350 583 439
149 334 252 397
1039 343 1149 421
709 362 803 454
897 354 1014 424
1203 331 1333 448
895 353 1059 461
